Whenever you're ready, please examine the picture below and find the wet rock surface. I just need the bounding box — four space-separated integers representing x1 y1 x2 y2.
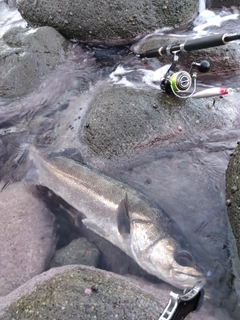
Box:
226 143 240 258
0 184 56 297
82 84 238 158
0 265 165 320
0 26 68 97
50 238 100 268
0 265 234 320
17 0 198 44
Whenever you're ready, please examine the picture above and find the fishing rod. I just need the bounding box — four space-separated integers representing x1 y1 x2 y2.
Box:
135 33 240 99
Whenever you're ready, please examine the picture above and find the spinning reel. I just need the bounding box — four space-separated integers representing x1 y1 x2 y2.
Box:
160 53 210 98
136 33 240 99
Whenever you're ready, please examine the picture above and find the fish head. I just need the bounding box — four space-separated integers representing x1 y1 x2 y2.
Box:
117 195 207 289
130 219 206 289
149 238 205 289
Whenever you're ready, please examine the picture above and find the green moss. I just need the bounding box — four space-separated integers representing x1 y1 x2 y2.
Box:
3 267 161 320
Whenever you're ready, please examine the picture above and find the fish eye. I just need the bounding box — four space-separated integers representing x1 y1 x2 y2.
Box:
175 251 194 267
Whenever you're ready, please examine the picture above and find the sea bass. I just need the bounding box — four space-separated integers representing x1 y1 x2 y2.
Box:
28 146 205 289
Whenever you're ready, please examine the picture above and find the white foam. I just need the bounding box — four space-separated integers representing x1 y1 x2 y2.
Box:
116 77 136 88
140 65 170 89
109 64 171 90
193 9 239 34
109 65 133 81
109 65 136 88
26 28 38 35
0 2 26 37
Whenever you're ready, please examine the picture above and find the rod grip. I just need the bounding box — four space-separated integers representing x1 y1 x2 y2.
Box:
159 33 228 55
136 33 240 57
184 33 227 51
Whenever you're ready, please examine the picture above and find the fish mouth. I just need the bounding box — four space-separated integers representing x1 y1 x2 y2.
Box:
172 268 206 288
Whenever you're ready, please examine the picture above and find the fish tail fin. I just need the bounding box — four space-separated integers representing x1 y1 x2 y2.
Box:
0 140 35 192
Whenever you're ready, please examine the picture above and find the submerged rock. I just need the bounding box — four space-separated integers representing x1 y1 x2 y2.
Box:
0 184 56 297
17 0 198 44
0 26 68 97
50 238 100 268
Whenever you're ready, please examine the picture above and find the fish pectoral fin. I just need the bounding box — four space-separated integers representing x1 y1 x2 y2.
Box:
117 193 131 236
82 218 108 238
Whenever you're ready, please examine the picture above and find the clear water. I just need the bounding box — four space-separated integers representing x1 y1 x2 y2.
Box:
1 2 240 319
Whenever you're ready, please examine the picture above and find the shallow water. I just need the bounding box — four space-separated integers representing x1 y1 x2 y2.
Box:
1 2 240 319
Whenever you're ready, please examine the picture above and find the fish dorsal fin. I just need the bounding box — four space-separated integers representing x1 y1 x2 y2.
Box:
117 193 131 236
50 148 85 165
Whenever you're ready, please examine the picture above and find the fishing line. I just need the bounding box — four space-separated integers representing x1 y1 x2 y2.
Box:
197 66 240 77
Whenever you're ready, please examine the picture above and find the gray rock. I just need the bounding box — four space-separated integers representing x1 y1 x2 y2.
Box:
50 238 100 268
225 144 240 319
0 265 233 320
0 184 56 297
17 0 198 44
0 26 68 97
0 265 165 320
81 84 238 158
226 143 240 258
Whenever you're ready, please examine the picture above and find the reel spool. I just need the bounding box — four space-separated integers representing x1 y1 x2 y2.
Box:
169 71 192 92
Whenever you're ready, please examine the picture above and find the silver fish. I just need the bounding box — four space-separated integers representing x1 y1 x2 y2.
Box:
28 146 205 289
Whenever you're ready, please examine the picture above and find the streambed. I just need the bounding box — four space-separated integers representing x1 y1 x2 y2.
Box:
0 1 240 319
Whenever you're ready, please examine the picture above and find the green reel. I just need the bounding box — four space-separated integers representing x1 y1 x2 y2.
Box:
169 71 192 92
